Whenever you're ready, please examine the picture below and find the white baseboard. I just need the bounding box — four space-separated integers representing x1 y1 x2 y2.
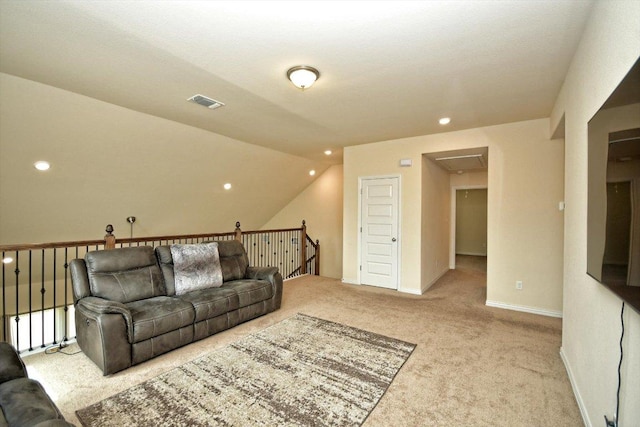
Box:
485 300 563 318
341 278 359 285
560 347 591 427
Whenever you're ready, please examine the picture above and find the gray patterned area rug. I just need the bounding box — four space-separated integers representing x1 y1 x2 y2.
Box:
76 313 416 427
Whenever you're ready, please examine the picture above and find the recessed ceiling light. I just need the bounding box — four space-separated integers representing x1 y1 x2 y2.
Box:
309 170 316 176
34 161 50 171
2 257 13 264
223 183 232 190
439 117 451 125
324 150 332 156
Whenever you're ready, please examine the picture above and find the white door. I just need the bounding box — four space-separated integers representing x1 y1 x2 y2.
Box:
361 177 399 289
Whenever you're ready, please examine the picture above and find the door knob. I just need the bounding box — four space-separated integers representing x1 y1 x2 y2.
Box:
392 238 397 242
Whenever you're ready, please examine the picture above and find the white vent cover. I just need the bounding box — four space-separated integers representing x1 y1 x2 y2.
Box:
187 94 225 110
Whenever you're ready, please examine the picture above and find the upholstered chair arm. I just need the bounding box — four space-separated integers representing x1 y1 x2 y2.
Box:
0 342 27 384
77 297 134 342
246 266 283 310
246 266 279 282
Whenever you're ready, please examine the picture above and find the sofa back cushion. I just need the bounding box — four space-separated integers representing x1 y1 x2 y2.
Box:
155 246 176 296
85 246 166 303
218 240 249 281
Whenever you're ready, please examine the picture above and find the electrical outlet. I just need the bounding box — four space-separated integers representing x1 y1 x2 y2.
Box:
516 280 523 290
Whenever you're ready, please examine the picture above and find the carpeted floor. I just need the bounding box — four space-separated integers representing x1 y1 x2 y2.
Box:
76 314 415 427
23 256 583 426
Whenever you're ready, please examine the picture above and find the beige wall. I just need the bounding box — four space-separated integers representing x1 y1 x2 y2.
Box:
450 170 488 188
550 1 640 424
455 189 488 256
343 118 565 314
262 165 343 279
420 156 451 292
0 73 329 244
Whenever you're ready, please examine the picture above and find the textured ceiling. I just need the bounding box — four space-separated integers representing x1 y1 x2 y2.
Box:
0 1 594 164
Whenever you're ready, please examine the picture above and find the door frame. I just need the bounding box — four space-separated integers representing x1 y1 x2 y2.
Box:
450 185 488 269
358 174 402 288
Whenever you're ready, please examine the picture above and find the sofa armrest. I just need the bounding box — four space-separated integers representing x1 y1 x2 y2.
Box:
246 266 283 310
0 342 27 384
246 266 279 281
77 297 134 342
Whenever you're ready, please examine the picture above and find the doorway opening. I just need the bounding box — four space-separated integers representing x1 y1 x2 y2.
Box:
452 187 488 275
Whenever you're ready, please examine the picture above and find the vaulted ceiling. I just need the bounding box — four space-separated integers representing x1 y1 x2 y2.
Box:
0 1 594 163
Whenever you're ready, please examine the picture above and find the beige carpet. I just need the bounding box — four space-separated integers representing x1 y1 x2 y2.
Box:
23 257 583 426
76 313 415 426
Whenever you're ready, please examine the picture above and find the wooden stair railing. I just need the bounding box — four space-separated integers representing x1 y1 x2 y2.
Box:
0 220 319 351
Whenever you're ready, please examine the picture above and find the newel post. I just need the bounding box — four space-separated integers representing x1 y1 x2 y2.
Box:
300 220 307 275
234 221 242 242
104 224 116 249
315 239 320 276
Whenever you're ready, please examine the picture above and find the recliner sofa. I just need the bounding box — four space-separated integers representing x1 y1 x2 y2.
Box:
70 240 282 375
0 342 75 426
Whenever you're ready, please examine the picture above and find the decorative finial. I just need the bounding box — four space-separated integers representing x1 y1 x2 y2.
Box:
105 224 114 234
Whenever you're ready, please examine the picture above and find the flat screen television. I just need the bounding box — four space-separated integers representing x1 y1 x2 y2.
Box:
587 57 640 314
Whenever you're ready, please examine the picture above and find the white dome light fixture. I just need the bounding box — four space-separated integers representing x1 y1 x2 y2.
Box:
223 183 232 190
439 117 451 125
287 66 320 90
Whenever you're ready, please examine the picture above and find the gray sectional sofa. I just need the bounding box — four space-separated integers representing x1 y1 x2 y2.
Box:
70 240 283 375
0 342 75 427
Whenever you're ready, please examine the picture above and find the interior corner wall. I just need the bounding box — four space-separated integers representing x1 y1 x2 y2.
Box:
0 73 327 245
420 156 450 292
343 118 564 312
550 1 640 425
261 164 343 279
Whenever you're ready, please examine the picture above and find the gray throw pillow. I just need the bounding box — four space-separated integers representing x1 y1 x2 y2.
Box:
170 242 223 295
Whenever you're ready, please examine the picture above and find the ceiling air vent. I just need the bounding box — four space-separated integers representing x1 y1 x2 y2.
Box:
187 94 225 110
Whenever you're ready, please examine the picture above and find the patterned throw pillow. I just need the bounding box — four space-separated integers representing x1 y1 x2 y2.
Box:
170 242 223 295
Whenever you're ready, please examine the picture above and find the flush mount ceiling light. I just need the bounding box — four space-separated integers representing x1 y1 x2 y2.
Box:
439 117 451 125
309 170 316 176
287 66 320 90
324 150 332 155
223 183 232 190
34 161 50 171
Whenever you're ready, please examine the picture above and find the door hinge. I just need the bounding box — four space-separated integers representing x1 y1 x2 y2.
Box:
360 227 362 232
360 265 362 271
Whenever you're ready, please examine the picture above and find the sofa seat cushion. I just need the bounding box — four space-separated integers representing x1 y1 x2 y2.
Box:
226 279 273 308
125 297 195 343
176 287 240 323
0 378 65 427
